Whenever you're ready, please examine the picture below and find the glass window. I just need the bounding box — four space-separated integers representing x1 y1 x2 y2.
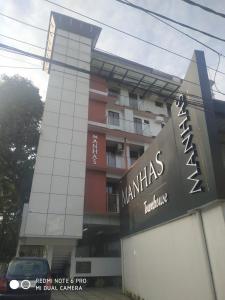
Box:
7 259 49 279
108 111 120 126
130 146 144 165
76 261 91 274
107 152 116 167
134 117 143 134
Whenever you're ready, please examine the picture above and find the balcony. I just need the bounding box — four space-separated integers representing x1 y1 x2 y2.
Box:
106 112 152 137
107 193 120 213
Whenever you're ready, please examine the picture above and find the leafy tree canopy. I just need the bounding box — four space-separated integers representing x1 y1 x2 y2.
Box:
0 75 43 261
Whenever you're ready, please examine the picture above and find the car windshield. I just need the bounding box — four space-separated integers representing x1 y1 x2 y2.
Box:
6 259 49 278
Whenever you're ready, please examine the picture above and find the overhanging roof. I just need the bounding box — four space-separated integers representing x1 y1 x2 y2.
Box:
51 11 101 48
91 50 182 100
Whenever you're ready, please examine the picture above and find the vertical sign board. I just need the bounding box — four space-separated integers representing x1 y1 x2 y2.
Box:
120 51 225 236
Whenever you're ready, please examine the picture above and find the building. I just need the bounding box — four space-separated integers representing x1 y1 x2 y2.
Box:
17 11 181 279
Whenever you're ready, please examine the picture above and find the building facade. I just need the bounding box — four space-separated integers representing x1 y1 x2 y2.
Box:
17 11 181 279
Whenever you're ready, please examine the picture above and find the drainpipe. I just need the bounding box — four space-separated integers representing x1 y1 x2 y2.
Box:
198 210 218 300
70 241 77 279
124 138 128 169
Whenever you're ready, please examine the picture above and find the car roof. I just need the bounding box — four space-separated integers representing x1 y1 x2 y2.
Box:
13 257 48 262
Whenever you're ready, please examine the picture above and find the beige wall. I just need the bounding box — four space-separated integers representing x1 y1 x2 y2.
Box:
201 203 225 300
121 207 225 300
20 29 91 239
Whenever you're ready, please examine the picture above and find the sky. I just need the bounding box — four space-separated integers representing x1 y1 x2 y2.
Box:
0 0 225 101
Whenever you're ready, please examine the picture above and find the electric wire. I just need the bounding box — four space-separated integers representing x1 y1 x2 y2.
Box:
125 0 219 55
213 54 223 95
41 0 225 78
0 61 219 132
1 41 225 100
123 0 225 96
42 59 222 114
0 41 200 90
1 34 224 97
180 0 225 19
1 8 225 79
0 53 41 67
115 0 225 43
0 35 199 90
0 32 45 50
44 56 217 112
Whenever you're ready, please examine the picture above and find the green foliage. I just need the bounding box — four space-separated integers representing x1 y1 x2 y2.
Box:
124 290 144 300
0 75 43 261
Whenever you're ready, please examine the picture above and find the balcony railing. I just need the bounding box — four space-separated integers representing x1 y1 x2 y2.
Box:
106 115 152 137
107 193 120 213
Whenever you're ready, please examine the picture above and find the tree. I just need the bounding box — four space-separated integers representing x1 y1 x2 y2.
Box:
0 75 43 261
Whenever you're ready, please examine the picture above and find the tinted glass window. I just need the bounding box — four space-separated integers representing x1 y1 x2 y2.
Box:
76 261 91 273
7 260 49 278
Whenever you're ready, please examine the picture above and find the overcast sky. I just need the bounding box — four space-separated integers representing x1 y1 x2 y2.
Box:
0 0 225 100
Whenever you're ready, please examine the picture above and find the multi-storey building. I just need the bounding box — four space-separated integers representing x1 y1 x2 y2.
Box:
18 11 181 280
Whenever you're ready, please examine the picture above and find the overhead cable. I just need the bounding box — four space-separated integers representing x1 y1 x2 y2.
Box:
1 42 223 104
0 9 225 79
115 0 225 43
181 0 225 19
124 0 219 55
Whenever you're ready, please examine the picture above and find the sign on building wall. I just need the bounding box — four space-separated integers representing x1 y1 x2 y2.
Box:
87 131 106 168
92 134 98 165
120 50 225 236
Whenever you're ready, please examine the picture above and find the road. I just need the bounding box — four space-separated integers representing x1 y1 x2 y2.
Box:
51 287 130 300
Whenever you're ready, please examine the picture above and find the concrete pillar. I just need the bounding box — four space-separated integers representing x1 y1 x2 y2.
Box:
46 245 54 269
120 88 129 106
124 109 134 133
70 241 77 278
126 144 131 167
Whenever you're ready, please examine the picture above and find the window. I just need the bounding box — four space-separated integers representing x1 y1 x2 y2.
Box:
76 261 91 274
107 152 116 167
134 117 143 134
108 111 120 126
130 146 144 165
129 93 138 110
155 101 163 107
106 182 119 213
7 259 49 278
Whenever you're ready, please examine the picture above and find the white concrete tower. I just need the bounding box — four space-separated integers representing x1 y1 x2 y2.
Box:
18 12 101 277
